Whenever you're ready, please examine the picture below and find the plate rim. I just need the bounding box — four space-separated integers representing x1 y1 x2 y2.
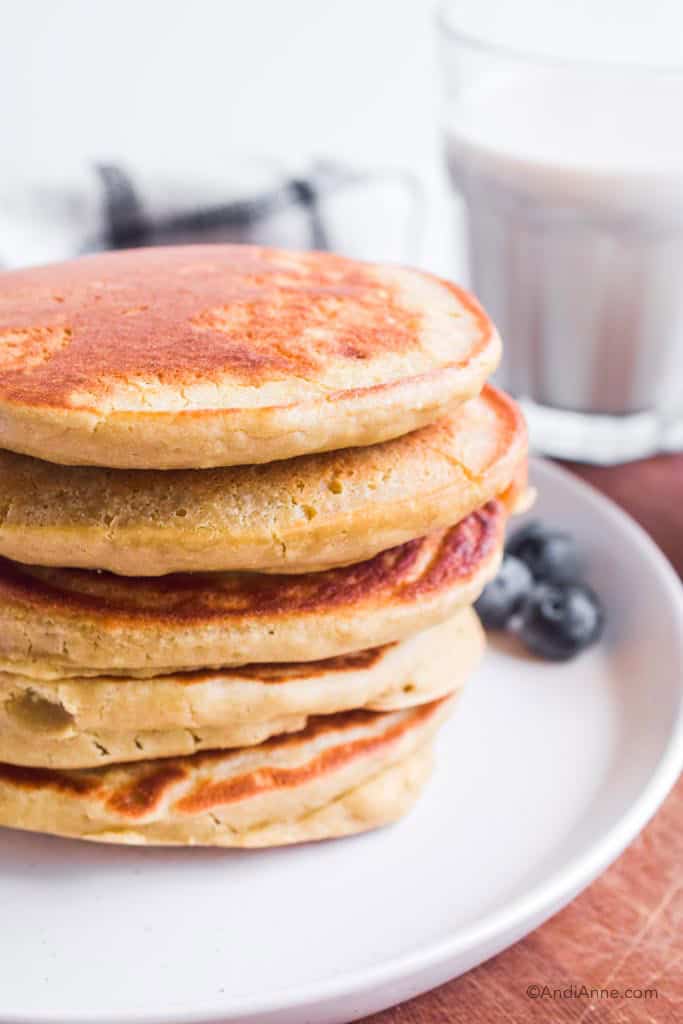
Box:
4 457 683 1024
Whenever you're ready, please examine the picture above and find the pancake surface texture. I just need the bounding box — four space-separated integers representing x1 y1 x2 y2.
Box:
0 386 526 575
0 612 483 768
0 503 504 679
0 245 500 468
0 697 453 846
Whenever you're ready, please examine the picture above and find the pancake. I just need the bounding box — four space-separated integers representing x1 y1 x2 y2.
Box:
0 696 453 846
0 386 526 575
0 245 501 469
0 611 482 768
0 502 504 679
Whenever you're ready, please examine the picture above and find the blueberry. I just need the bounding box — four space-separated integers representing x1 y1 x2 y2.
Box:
518 582 604 661
506 520 581 583
475 554 533 629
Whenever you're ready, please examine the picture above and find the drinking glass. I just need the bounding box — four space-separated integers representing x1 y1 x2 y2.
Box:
438 0 683 462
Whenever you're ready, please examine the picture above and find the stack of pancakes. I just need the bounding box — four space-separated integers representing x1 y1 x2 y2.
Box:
0 245 527 847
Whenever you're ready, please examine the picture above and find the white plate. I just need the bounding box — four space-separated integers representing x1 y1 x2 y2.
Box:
1 459 682 1024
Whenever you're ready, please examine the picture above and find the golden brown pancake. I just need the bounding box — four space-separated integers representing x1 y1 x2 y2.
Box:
0 696 453 846
0 245 501 468
0 386 526 575
0 502 504 680
0 611 483 768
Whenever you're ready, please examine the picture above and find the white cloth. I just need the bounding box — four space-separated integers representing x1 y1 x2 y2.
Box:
0 158 423 269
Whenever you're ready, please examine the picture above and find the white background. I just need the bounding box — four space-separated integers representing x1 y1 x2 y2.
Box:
0 1 453 268
0 1 439 175
1 0 683 276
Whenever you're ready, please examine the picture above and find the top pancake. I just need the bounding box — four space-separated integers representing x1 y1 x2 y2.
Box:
0 244 501 468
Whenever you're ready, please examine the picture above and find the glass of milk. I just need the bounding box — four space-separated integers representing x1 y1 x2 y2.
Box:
438 0 683 461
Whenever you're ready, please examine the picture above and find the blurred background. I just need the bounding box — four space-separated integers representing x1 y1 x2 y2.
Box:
3 0 683 461
0 0 449 268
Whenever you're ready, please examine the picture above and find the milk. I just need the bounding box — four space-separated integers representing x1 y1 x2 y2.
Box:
445 67 683 416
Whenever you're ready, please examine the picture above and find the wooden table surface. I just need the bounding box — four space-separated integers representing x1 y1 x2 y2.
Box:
363 455 683 1024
